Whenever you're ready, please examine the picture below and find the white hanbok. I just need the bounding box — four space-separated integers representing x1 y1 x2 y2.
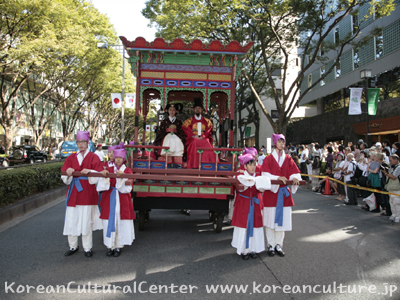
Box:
96 164 135 249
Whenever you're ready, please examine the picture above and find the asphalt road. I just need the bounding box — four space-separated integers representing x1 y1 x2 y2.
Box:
0 189 399 300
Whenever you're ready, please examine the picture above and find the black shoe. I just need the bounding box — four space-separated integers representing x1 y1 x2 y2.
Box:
249 252 257 259
184 209 190 216
84 250 93 257
370 209 381 213
64 246 79 256
267 246 275 257
275 245 285 257
106 249 114 256
175 164 183 169
345 202 357 205
113 248 121 257
241 253 250 260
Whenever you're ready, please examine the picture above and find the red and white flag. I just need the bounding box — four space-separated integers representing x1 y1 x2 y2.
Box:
111 93 122 108
146 125 151 131
125 93 136 109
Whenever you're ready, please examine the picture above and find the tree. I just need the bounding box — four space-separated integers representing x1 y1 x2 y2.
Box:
0 0 127 149
143 0 396 135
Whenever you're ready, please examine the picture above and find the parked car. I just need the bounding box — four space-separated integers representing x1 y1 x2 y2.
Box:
8 145 48 166
0 146 9 167
60 140 96 159
0 154 9 167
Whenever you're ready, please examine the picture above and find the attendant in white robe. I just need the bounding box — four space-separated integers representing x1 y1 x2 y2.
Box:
261 134 301 257
96 148 135 257
231 154 270 259
61 131 103 257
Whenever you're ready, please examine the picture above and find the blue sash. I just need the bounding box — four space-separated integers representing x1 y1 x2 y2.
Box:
275 187 290 226
106 187 118 238
239 194 260 249
65 176 89 209
98 192 103 213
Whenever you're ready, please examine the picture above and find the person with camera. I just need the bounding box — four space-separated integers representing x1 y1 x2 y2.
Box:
333 153 346 201
379 153 391 216
367 152 383 213
343 153 358 205
381 155 400 223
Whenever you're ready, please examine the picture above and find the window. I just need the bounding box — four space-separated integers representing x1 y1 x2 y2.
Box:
320 66 325 86
308 74 312 87
353 48 360 69
271 110 279 119
376 35 383 59
334 27 340 46
276 89 282 99
352 15 358 34
336 60 341 78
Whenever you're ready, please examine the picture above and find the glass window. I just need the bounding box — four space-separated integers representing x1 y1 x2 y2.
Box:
320 66 325 86
353 48 359 69
335 27 340 45
308 74 312 87
352 15 358 34
376 35 383 59
336 60 341 78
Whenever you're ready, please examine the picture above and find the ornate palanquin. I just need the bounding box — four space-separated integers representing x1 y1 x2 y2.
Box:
120 37 253 146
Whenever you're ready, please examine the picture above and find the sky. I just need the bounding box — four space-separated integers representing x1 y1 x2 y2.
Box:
91 0 157 42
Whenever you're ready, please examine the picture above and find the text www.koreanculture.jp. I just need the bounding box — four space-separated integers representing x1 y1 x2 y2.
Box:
4 281 398 296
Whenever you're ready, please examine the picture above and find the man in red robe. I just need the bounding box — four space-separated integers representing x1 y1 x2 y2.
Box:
182 97 216 169
261 134 301 257
61 131 103 257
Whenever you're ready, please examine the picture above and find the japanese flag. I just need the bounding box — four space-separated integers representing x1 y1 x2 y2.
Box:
111 93 122 108
125 93 136 109
146 125 151 131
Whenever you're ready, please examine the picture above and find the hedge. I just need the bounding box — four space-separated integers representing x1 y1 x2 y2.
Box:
0 162 64 207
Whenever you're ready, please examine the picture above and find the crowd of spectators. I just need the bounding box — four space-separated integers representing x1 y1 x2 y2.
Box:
283 140 400 223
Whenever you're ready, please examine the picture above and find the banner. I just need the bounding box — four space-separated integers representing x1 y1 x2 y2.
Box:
145 125 150 131
111 93 122 108
125 93 136 109
368 88 380 115
348 88 363 115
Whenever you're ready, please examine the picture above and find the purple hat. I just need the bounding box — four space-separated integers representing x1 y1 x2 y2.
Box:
117 142 125 149
108 145 118 152
128 141 135 146
76 131 90 142
272 133 285 146
238 154 255 166
243 147 258 158
114 149 127 161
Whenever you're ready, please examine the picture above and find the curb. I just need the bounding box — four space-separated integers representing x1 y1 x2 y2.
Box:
0 186 67 226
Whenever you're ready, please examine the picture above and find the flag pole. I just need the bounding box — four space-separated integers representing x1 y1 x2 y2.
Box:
121 46 125 143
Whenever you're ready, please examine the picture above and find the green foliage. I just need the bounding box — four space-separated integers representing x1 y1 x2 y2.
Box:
0 0 136 148
142 0 396 136
0 162 64 207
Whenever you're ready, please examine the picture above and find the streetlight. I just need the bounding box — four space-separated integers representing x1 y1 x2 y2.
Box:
360 69 372 147
97 42 126 142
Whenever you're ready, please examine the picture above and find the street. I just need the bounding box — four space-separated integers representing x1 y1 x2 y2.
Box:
0 189 399 300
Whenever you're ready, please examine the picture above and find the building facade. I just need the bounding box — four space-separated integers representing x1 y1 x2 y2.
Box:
294 1 400 145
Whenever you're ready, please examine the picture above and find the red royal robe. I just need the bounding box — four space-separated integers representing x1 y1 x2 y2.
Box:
261 154 300 207
99 166 135 220
182 116 216 169
231 182 263 228
61 152 102 207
